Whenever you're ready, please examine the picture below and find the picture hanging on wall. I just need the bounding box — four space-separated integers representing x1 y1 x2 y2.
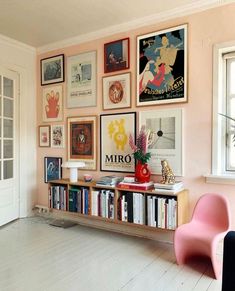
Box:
44 157 62 183
104 38 130 73
41 54 64 86
100 112 136 172
137 24 187 106
67 115 97 170
51 124 65 148
42 85 63 122
67 51 96 108
38 125 50 147
102 72 131 110
139 108 183 176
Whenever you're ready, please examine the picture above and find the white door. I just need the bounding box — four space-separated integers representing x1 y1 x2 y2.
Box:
0 67 19 226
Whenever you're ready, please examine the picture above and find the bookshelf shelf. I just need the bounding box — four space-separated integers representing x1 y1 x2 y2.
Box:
48 178 189 239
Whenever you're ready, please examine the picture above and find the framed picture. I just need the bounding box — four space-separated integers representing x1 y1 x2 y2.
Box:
51 124 65 148
102 73 131 110
139 108 183 176
40 54 64 86
42 85 63 122
67 115 97 170
38 125 50 147
100 112 136 172
137 24 187 106
67 51 96 108
104 38 130 73
44 157 62 183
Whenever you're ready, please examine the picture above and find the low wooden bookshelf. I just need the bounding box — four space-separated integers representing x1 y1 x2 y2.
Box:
48 179 189 241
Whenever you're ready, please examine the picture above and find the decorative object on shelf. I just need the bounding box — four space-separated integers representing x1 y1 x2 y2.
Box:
44 157 62 183
160 159 175 184
67 51 96 108
41 54 64 86
42 85 63 122
61 161 85 182
139 108 183 176
129 125 153 183
137 24 187 106
84 174 92 182
102 72 131 110
51 124 65 148
100 112 136 173
39 125 50 147
104 38 129 73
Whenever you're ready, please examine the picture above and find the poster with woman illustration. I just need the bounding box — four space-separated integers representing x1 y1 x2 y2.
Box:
137 24 187 106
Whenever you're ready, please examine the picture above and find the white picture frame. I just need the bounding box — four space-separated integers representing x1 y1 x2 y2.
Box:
67 51 97 108
139 108 183 176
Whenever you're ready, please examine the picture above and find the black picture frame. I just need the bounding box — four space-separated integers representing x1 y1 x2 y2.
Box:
100 112 136 173
41 54 65 86
44 157 62 183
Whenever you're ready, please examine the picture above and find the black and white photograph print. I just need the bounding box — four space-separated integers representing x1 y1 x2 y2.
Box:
41 54 64 86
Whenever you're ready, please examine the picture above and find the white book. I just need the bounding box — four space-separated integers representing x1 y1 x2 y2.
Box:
157 197 162 228
133 193 138 224
161 198 166 229
154 181 183 190
91 190 99 216
153 188 184 195
121 196 125 221
147 196 151 226
152 196 156 227
105 190 110 218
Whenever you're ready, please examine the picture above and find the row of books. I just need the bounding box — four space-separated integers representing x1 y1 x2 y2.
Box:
147 196 177 230
49 186 67 210
91 190 114 219
118 192 145 224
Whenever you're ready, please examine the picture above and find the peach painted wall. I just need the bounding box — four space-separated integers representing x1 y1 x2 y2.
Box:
37 3 235 228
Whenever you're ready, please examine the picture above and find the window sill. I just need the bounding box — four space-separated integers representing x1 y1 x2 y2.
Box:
204 174 235 185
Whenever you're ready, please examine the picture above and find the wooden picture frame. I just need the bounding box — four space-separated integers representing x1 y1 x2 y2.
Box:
38 125 50 147
67 115 97 170
44 157 62 183
104 38 130 73
67 51 97 108
102 72 131 110
42 85 63 122
51 124 65 148
100 112 136 172
137 24 187 106
41 54 64 86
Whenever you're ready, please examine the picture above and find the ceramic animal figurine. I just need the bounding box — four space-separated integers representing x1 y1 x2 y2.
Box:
161 159 175 184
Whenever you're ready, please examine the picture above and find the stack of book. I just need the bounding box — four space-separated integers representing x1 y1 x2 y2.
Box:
117 180 154 190
96 175 123 187
153 181 184 194
91 189 114 219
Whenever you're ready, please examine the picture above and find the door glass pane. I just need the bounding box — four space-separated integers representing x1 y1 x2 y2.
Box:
3 77 13 98
4 140 13 159
4 160 13 179
3 119 13 138
3 98 13 118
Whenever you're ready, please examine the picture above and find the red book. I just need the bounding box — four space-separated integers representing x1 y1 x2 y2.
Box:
117 181 154 191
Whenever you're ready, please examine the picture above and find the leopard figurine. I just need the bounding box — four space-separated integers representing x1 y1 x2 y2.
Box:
161 159 175 184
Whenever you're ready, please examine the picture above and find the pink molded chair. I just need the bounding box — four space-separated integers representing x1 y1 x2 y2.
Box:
174 193 231 279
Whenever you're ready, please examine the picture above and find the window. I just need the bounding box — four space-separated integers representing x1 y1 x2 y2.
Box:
209 41 235 183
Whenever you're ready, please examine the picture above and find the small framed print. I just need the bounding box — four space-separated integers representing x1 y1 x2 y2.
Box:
42 85 63 122
68 115 97 170
102 73 131 110
100 112 136 172
39 125 50 147
137 24 187 106
41 54 64 86
104 38 130 73
44 157 62 183
51 124 65 148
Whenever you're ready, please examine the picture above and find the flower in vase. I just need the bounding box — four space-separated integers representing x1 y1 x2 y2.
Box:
129 125 153 164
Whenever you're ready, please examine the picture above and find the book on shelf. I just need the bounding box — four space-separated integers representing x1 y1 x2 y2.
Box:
96 175 123 187
152 188 184 195
154 181 183 190
117 181 154 190
122 175 136 183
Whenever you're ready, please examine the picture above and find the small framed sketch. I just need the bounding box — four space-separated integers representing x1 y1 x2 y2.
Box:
44 157 62 183
67 115 97 170
42 85 63 122
41 54 64 86
102 73 131 110
137 24 187 106
38 125 50 147
67 51 96 108
51 124 65 148
104 38 130 73
139 108 183 176
100 112 136 172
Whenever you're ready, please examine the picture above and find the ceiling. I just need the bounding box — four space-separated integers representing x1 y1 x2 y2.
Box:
0 0 233 49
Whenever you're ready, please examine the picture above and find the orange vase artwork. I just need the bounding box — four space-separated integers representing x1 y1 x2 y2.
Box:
42 85 63 122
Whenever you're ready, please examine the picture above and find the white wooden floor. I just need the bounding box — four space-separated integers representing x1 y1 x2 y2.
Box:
0 217 223 291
